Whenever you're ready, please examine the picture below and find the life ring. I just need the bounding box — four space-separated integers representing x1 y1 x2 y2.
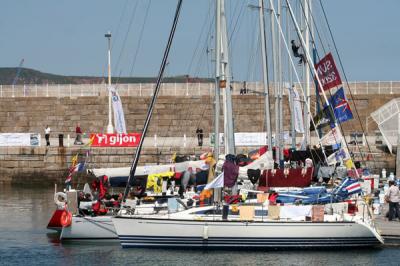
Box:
60 210 72 227
54 192 67 209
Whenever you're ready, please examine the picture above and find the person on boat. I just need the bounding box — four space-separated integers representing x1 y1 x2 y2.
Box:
385 180 400 221
223 154 239 195
291 40 306 65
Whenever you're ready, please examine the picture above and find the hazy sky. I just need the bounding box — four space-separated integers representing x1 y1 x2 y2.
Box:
0 0 398 81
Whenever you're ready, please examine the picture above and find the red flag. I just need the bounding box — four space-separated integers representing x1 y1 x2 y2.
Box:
315 52 342 91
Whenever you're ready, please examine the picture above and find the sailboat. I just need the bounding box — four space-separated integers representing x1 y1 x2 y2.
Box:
112 0 383 249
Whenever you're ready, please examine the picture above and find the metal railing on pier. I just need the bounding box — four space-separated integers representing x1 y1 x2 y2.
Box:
0 81 399 98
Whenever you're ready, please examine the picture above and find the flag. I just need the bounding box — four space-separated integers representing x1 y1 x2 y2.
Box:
311 87 353 130
109 86 127 134
327 87 353 124
334 177 362 198
315 52 342 91
204 172 224 190
288 87 304 133
72 162 85 173
71 154 78 167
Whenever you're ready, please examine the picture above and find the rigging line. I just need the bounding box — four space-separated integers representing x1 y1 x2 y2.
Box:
319 0 376 168
100 0 130 80
296 0 348 158
271 1 329 164
291 0 352 166
187 3 214 75
129 0 152 76
114 0 140 83
123 0 183 202
318 0 374 168
227 0 247 79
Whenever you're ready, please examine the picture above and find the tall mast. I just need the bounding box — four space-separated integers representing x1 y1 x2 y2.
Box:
269 0 279 164
258 0 272 149
219 0 235 155
286 4 296 149
277 0 284 163
214 0 221 160
303 0 311 147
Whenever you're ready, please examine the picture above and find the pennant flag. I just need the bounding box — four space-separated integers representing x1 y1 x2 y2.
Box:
72 162 86 173
315 52 342 91
71 154 78 167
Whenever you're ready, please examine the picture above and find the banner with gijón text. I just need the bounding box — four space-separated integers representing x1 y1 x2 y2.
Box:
315 52 342 91
0 133 41 146
90 133 141 147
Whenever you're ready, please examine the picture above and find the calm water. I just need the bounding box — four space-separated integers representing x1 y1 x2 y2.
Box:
1 183 400 266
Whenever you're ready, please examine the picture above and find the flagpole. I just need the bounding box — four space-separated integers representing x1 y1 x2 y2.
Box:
105 31 114 134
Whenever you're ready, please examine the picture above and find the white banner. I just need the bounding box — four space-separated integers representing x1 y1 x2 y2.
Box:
234 132 267 146
0 133 41 146
289 87 304 134
109 86 127 134
320 127 342 146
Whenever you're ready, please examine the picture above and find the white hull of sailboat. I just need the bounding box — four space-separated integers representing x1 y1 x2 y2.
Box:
60 216 117 241
113 217 382 248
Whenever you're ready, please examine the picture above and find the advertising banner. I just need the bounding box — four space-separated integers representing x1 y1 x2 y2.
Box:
90 133 141 147
0 133 40 146
315 52 342 91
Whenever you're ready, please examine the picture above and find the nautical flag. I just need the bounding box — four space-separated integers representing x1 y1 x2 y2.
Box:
345 181 362 194
327 87 353 124
335 177 362 197
72 162 85 173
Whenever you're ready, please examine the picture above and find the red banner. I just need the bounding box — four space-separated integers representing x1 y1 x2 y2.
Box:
90 133 141 147
315 52 342 91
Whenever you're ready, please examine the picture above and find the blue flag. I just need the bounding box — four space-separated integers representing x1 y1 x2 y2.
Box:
327 87 353 124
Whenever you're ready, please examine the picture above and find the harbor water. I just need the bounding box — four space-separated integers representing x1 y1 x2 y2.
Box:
1 183 400 266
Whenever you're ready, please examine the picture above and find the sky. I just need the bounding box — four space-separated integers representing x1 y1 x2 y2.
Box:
0 0 398 81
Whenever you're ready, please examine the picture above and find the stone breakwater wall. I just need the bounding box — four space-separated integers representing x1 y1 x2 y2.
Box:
0 94 397 183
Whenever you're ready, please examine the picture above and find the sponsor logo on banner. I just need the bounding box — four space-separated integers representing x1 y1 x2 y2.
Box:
90 133 141 147
315 52 342 91
0 133 41 146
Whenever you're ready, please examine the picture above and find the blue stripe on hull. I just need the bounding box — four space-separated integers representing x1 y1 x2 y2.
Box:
118 235 380 249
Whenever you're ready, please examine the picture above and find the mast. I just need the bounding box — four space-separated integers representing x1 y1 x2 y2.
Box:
219 0 235 155
303 0 311 148
277 0 284 164
122 0 183 201
286 4 296 149
214 0 221 160
258 0 273 149
268 0 279 164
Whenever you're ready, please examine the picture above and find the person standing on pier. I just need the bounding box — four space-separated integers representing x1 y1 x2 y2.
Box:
74 123 83 145
44 125 51 146
385 180 400 221
196 127 203 147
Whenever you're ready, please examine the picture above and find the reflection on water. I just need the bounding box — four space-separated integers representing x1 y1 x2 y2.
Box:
0 183 399 266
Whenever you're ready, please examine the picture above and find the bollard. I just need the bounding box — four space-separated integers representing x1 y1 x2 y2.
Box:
58 134 64 147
